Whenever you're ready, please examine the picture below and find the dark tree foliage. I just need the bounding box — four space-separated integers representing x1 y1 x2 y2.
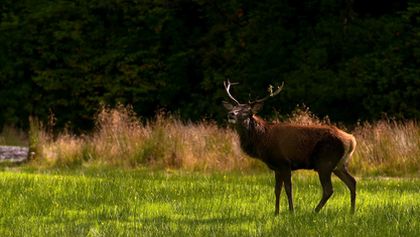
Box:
0 0 419 131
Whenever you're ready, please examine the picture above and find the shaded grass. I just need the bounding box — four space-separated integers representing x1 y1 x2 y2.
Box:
0 126 28 146
0 169 419 236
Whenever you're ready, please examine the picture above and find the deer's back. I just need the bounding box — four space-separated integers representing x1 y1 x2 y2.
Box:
260 124 353 170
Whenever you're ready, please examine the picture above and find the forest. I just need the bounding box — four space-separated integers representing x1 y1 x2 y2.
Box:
0 0 419 131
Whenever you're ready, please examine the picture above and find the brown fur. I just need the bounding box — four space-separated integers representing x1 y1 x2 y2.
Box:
246 115 356 171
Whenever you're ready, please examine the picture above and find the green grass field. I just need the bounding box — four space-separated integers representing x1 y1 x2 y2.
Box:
0 169 419 237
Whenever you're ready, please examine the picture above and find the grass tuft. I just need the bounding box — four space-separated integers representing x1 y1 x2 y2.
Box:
285 105 331 126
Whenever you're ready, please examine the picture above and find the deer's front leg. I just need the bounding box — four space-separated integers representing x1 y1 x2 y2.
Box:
275 168 293 213
282 169 294 212
274 171 283 215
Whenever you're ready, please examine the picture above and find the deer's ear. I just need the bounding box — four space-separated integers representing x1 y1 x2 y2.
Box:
251 102 263 114
223 101 234 110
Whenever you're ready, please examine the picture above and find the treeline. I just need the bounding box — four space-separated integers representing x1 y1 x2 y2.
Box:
0 0 419 131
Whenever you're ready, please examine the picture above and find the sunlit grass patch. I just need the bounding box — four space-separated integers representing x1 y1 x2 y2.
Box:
0 170 419 236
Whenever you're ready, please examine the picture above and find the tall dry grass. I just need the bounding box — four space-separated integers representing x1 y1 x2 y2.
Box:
27 105 420 176
29 105 258 171
351 120 420 176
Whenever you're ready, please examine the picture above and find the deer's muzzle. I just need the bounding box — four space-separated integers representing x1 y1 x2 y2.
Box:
227 113 236 124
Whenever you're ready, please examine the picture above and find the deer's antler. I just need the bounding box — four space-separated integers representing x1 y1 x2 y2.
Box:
224 80 241 105
254 82 284 103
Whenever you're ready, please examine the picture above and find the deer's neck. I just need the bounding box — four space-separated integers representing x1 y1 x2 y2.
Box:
236 115 267 158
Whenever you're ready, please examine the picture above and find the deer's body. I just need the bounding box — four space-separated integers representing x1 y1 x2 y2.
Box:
223 81 357 215
237 115 356 172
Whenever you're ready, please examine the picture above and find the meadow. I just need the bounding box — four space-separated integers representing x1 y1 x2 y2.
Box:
1 105 419 236
0 169 419 237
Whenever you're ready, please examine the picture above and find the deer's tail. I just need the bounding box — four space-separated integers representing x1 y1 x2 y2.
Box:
336 133 357 170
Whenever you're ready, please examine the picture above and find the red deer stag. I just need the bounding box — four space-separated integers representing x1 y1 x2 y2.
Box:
223 80 357 215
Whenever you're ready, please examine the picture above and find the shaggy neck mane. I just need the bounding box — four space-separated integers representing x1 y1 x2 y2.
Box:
236 115 267 157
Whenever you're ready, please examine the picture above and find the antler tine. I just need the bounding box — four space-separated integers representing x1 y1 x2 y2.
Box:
254 81 284 103
224 80 241 105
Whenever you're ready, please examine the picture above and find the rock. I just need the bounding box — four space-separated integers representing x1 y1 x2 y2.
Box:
0 146 31 163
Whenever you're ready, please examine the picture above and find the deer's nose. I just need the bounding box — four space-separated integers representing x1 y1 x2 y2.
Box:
229 111 238 118
227 112 237 123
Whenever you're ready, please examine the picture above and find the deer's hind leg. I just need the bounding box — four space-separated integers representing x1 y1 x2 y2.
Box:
313 137 344 213
315 170 333 213
333 166 356 213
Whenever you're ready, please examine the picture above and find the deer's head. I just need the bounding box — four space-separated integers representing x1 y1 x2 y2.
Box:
223 80 284 124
